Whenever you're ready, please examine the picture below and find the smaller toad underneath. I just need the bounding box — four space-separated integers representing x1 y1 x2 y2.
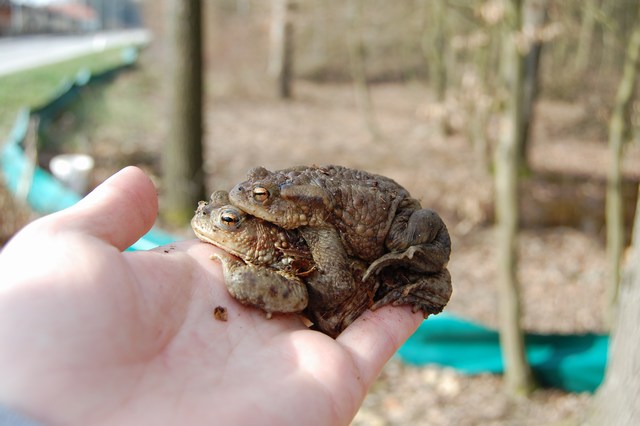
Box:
191 190 313 317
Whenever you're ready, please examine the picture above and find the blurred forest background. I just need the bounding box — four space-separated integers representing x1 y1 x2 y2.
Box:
2 0 640 424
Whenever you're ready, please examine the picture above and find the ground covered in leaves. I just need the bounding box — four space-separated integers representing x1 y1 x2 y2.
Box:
203 81 639 425
2 66 640 425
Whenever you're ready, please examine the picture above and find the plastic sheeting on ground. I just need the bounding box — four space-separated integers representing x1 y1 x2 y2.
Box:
1 112 174 250
1 109 81 213
397 313 608 393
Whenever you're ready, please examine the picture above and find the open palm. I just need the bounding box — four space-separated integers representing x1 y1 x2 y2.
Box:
0 167 422 425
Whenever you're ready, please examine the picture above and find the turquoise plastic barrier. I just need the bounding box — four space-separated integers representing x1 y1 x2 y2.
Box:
1 109 81 213
398 313 608 393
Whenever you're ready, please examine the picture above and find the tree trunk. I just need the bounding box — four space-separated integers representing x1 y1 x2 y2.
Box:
469 19 501 173
605 6 640 323
519 0 548 172
495 0 536 396
600 0 618 70
163 0 206 226
574 0 598 73
589 186 640 424
419 0 448 135
347 0 382 142
309 0 329 71
268 0 295 99
139 0 167 61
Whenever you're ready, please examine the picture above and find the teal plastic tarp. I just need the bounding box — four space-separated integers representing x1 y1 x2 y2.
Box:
1 136 172 250
398 313 608 393
1 109 82 213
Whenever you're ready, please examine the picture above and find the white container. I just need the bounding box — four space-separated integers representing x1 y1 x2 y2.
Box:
49 154 95 195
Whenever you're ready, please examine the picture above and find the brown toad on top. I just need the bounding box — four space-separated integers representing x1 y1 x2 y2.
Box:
228 165 451 315
191 190 381 337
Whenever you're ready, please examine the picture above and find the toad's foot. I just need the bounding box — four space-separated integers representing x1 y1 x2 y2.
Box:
370 269 452 317
212 252 309 315
363 242 450 282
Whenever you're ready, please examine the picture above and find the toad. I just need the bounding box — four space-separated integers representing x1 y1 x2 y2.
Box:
191 190 380 337
228 165 451 315
192 190 312 317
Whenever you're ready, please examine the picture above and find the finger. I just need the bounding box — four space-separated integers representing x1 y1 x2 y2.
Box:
52 166 158 251
337 306 423 386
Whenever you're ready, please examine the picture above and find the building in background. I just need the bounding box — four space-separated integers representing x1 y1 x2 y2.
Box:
85 0 141 30
47 2 98 33
0 0 141 36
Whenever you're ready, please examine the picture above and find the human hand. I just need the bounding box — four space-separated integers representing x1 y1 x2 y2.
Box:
0 167 423 425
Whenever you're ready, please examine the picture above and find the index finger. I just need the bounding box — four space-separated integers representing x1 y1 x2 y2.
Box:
336 306 423 386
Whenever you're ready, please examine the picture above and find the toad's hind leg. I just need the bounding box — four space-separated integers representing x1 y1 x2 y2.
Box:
364 208 451 280
212 252 308 315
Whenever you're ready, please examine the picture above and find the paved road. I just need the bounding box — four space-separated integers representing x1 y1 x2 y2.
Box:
0 29 150 77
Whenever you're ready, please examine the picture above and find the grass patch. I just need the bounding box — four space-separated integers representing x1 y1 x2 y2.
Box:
35 54 165 179
0 47 132 137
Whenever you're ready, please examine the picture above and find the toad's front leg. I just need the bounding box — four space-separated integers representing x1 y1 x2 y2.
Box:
212 252 308 317
299 226 358 309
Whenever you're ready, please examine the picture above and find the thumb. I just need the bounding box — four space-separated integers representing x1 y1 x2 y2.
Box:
54 166 159 251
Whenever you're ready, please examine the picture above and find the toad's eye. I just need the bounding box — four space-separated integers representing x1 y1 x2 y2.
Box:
253 187 270 202
220 210 240 227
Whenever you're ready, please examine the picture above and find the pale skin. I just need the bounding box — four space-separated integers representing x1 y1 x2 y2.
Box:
0 167 423 425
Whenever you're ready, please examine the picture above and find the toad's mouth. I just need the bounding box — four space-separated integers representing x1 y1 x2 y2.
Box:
192 227 248 264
